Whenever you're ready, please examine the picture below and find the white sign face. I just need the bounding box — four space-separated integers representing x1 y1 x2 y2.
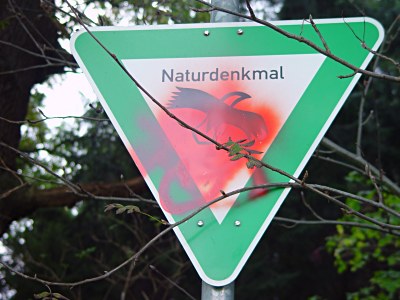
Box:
122 54 325 223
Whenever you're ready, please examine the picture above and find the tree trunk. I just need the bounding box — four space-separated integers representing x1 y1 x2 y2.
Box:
0 175 148 236
0 0 68 232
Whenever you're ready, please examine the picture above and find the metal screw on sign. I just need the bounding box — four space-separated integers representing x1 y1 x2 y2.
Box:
197 220 205 227
204 30 210 36
234 220 241 227
237 29 244 35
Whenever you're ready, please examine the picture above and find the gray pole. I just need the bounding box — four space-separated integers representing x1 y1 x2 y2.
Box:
210 0 240 23
201 281 235 300
201 1 240 299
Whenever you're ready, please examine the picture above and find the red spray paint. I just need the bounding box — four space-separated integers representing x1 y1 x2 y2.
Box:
152 85 280 214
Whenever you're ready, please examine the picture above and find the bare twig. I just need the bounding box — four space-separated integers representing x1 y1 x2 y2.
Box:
381 14 400 53
273 217 399 235
41 0 99 27
313 154 365 174
245 0 256 19
308 183 400 218
366 166 384 204
0 142 81 193
322 138 400 195
8 0 50 63
309 14 331 53
355 15 400 157
337 71 358 79
0 158 24 184
0 63 67 76
0 114 109 125
0 182 29 200
301 191 325 221
10 0 68 62
120 259 136 300
361 42 399 68
0 40 77 67
343 15 400 68
148 265 197 300
191 7 215 13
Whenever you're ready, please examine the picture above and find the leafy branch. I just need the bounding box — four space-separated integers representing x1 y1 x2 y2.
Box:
219 137 263 169
104 203 169 225
34 291 70 300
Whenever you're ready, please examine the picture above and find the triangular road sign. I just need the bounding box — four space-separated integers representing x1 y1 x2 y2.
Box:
71 18 383 286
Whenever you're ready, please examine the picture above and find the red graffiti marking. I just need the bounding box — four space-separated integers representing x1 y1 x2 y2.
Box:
155 84 280 214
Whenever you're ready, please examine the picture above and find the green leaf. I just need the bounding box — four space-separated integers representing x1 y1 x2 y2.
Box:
230 153 245 161
336 224 344 235
115 207 126 214
223 137 234 147
104 204 116 212
104 203 124 212
235 138 247 144
229 143 242 155
241 140 255 147
224 141 234 147
0 20 10 30
247 149 263 155
246 160 255 169
34 292 50 299
248 158 262 168
126 205 140 213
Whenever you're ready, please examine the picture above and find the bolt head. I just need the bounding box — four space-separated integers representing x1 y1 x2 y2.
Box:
203 30 210 36
237 29 244 35
197 220 204 227
234 220 241 227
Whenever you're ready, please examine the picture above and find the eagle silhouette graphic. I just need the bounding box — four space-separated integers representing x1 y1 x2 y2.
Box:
167 87 268 143
164 87 269 201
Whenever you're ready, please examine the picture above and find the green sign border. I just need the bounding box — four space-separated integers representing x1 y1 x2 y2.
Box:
71 18 383 286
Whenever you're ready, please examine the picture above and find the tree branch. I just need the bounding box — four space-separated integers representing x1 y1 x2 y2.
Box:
274 217 399 235
321 138 400 195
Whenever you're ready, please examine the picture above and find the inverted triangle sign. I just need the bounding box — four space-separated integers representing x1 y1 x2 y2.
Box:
71 18 383 286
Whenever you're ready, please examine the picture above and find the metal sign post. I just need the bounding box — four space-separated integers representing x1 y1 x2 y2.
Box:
202 281 234 300
210 0 240 22
202 1 240 299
